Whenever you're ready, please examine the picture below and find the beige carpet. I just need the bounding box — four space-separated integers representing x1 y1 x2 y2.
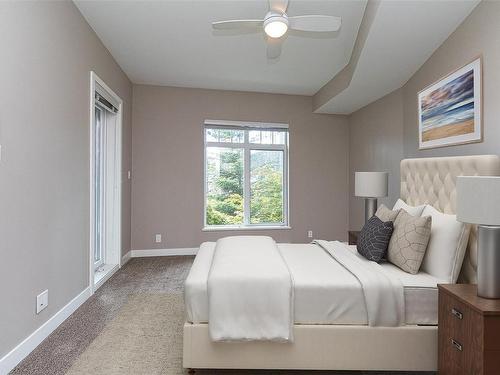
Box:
13 257 431 375
66 293 186 375
63 293 360 375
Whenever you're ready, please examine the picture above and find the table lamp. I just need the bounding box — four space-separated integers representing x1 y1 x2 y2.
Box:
457 176 500 299
355 172 389 224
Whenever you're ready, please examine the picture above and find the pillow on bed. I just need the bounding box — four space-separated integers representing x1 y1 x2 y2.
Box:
387 210 432 274
357 216 394 263
375 204 400 222
393 199 426 217
419 205 471 283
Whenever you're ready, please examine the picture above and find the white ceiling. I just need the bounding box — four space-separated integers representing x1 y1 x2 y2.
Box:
75 0 479 113
75 0 367 96
316 0 480 114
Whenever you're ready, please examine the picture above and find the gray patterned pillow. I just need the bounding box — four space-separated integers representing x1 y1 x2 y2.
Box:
387 210 432 274
375 204 400 222
357 216 394 263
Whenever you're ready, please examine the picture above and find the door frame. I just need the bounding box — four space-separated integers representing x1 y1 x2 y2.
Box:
89 71 123 294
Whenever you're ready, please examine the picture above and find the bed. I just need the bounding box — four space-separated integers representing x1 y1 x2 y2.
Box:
183 155 500 371
186 242 441 326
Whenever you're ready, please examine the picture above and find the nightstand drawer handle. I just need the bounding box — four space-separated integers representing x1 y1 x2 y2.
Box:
451 339 463 352
451 307 463 320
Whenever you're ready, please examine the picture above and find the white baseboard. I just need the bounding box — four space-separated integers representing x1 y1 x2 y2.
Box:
0 286 92 374
121 250 132 266
131 247 198 257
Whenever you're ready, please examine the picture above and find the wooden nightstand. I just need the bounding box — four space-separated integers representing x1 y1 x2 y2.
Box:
438 284 500 374
348 230 360 245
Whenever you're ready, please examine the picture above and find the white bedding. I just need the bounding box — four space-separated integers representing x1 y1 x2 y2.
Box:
314 240 404 327
184 242 443 326
207 236 293 342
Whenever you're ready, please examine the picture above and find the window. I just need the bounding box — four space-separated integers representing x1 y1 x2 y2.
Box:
204 121 289 229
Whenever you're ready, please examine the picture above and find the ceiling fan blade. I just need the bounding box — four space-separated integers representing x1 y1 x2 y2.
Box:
268 0 289 13
212 19 263 30
266 36 284 59
289 15 342 32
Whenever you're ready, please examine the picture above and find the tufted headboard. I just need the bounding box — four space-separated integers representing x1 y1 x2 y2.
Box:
400 155 500 283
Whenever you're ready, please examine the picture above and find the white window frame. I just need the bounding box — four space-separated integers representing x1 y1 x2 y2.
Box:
203 120 290 231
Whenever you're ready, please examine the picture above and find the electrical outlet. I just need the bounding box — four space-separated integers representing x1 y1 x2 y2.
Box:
307 230 313 238
36 290 48 314
127 170 131 180
155 234 162 243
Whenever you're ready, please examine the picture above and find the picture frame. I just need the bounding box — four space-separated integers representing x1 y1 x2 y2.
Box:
418 57 482 150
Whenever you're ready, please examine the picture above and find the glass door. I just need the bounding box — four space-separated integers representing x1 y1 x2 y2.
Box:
94 105 105 270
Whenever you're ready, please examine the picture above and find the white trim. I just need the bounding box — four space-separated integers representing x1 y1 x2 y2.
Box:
202 225 292 232
121 251 132 266
0 287 92 374
93 264 120 292
205 142 286 150
204 119 288 129
89 71 123 295
131 248 198 257
203 124 289 229
243 129 251 225
93 105 105 271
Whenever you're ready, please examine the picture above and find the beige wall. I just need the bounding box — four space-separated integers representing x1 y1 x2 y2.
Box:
0 1 132 358
348 0 500 226
132 85 349 249
348 89 404 230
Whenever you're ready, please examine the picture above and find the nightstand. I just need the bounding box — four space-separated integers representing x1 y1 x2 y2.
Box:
438 284 500 374
348 230 360 245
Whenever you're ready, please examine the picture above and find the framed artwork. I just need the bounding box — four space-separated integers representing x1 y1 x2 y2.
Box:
418 57 482 150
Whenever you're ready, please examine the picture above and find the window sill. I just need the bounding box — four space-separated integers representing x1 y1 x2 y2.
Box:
202 225 292 232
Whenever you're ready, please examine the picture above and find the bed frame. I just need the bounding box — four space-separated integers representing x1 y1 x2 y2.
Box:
183 155 500 371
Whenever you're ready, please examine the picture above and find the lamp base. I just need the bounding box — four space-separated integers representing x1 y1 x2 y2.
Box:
364 198 378 224
478 225 500 299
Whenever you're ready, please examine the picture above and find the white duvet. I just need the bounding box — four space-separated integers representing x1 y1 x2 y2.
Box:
207 236 294 342
314 240 405 327
188 237 406 343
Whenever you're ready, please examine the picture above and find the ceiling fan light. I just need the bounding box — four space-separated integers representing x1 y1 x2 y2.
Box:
264 19 288 38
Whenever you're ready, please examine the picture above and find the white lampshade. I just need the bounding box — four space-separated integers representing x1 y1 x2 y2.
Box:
355 172 389 198
457 176 500 225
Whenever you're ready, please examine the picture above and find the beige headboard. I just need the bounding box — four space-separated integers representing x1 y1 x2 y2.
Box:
400 155 500 283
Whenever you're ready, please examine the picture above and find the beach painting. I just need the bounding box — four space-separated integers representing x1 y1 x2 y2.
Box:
418 58 482 149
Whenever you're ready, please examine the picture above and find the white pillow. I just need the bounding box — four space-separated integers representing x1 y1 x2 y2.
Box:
420 205 471 283
392 199 426 217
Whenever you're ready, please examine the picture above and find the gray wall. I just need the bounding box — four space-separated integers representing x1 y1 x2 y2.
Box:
0 1 132 358
348 89 404 230
403 0 500 158
348 0 500 227
2 0 497 363
131 85 350 249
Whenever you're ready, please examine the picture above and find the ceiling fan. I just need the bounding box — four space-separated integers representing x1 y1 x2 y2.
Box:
212 0 342 59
